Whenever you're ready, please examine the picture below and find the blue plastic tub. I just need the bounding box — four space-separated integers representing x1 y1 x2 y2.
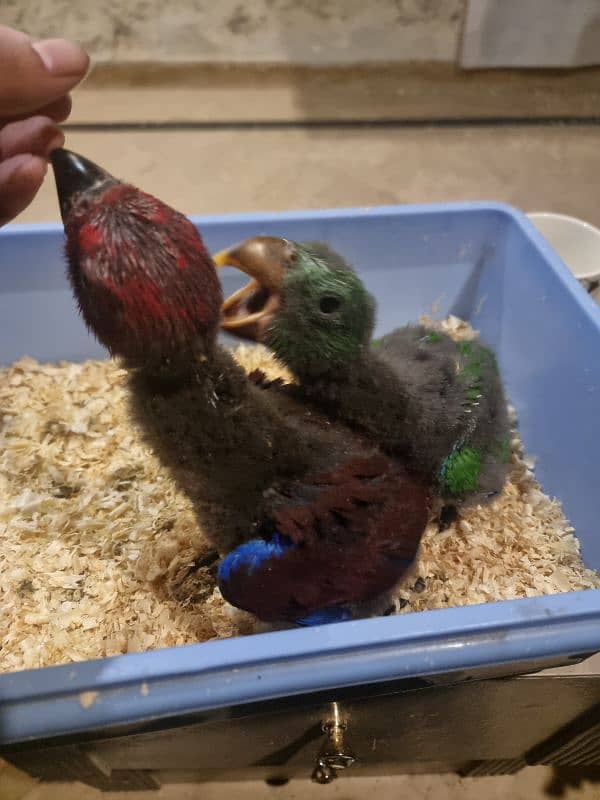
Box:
1 201 600 747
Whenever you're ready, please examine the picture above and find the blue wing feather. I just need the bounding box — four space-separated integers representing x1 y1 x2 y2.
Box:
295 606 353 626
217 533 353 625
217 533 292 583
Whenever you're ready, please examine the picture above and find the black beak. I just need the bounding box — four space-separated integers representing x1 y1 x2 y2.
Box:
50 148 114 222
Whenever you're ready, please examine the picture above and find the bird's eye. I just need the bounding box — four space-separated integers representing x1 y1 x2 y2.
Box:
319 295 342 314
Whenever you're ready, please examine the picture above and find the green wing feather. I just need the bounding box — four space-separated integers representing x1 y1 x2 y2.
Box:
439 446 483 496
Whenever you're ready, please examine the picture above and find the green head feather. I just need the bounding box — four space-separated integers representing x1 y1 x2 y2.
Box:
266 242 376 378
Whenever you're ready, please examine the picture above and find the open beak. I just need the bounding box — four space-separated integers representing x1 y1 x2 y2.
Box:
213 236 291 342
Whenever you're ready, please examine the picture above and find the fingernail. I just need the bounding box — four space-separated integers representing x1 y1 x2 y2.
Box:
78 57 95 88
45 131 66 157
32 38 90 78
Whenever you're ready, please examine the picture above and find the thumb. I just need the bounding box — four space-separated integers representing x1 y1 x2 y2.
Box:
0 26 89 119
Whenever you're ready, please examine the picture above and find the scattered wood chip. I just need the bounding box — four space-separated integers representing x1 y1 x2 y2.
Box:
1 328 598 674
79 690 98 709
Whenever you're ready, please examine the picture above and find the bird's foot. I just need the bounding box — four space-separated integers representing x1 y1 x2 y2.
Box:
437 504 459 531
167 547 219 603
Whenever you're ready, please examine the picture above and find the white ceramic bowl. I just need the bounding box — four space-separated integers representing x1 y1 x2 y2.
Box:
527 212 600 282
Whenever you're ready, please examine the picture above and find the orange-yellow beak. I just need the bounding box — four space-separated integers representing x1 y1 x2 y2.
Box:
213 236 293 341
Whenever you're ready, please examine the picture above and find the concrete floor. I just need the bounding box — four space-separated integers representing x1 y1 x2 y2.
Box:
7 768 600 800
4 112 600 799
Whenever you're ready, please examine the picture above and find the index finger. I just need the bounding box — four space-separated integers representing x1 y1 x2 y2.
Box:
0 95 72 126
0 26 89 118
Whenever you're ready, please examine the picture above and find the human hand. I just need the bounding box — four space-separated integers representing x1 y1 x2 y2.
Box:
0 25 89 226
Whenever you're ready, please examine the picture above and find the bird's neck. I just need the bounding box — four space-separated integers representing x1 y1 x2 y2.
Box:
129 343 287 428
294 351 412 456
126 345 239 401
126 344 337 553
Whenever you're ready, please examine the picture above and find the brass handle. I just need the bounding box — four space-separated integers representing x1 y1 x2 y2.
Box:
311 703 357 784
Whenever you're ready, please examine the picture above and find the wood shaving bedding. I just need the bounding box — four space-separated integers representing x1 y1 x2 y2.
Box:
0 317 598 672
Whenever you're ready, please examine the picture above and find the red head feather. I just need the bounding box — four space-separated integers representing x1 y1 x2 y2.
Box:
51 149 222 368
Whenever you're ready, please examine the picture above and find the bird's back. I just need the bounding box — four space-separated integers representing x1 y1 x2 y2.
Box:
374 325 510 501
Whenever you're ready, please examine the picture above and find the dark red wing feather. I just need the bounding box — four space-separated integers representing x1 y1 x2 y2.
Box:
275 455 430 556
